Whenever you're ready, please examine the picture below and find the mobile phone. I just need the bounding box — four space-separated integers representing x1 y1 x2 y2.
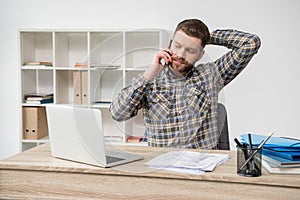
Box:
159 40 173 66
160 58 167 66
160 51 172 66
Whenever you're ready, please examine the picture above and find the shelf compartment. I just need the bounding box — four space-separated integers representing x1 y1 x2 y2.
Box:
90 69 123 104
90 31 123 69
22 139 49 151
100 108 124 138
55 32 88 68
21 69 54 104
20 32 53 67
55 70 88 105
125 30 160 69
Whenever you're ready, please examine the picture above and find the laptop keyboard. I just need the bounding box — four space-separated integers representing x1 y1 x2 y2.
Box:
106 155 125 164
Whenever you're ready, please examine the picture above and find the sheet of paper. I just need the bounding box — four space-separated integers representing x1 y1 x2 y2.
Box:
149 166 205 175
146 150 230 173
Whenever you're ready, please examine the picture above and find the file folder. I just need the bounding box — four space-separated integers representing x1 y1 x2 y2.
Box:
73 71 82 104
73 63 88 105
23 107 48 140
241 134 300 161
81 71 88 105
241 134 300 148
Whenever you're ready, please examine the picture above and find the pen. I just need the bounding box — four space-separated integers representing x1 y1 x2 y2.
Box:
248 133 253 150
248 133 255 173
238 131 274 172
234 138 242 147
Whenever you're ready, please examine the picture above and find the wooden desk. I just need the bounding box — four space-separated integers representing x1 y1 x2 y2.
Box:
0 144 299 199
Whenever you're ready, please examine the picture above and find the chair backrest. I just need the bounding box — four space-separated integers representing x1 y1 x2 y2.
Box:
217 103 230 150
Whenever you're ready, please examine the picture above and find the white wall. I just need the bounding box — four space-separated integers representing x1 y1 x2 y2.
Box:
0 0 299 159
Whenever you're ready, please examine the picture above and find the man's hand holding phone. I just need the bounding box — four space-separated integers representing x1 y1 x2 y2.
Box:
143 49 173 81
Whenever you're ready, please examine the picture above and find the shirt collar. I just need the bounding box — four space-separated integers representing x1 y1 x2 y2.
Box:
164 66 195 82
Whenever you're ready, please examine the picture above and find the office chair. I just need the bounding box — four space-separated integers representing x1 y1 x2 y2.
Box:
216 103 230 150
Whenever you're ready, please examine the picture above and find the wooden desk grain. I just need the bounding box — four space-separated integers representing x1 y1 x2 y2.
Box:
0 143 299 200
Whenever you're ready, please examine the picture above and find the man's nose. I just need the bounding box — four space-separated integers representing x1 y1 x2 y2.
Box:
177 48 186 59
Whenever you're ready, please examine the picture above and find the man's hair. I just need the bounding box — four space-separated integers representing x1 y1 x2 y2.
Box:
175 19 210 48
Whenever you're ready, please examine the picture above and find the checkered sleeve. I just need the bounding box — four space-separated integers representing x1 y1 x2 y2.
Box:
110 73 151 122
210 29 261 86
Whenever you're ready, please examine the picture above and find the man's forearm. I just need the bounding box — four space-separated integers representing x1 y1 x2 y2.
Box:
210 29 261 85
110 74 150 122
210 29 261 54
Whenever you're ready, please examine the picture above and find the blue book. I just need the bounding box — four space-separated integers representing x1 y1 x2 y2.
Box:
262 151 300 167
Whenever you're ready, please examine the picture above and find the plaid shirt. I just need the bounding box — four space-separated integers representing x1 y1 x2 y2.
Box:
110 29 261 149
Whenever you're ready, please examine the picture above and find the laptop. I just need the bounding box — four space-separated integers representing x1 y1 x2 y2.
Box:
46 105 144 167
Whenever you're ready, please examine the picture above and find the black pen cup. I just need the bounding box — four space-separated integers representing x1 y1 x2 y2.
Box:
236 146 262 177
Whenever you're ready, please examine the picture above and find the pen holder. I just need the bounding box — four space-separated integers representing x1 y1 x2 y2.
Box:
236 146 262 177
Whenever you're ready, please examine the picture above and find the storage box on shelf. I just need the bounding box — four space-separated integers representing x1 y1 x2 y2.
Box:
19 29 171 151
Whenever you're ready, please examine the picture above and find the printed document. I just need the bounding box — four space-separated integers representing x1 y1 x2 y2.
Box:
146 151 230 175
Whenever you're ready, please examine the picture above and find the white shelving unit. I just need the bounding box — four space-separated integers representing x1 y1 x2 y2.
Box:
19 29 171 151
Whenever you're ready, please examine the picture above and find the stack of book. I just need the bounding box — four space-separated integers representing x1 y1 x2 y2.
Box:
23 61 53 67
241 134 300 174
24 93 54 104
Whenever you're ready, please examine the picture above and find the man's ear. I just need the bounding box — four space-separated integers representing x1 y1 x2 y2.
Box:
197 50 205 61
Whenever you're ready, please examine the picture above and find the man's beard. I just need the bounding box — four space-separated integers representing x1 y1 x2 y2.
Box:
170 55 194 75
